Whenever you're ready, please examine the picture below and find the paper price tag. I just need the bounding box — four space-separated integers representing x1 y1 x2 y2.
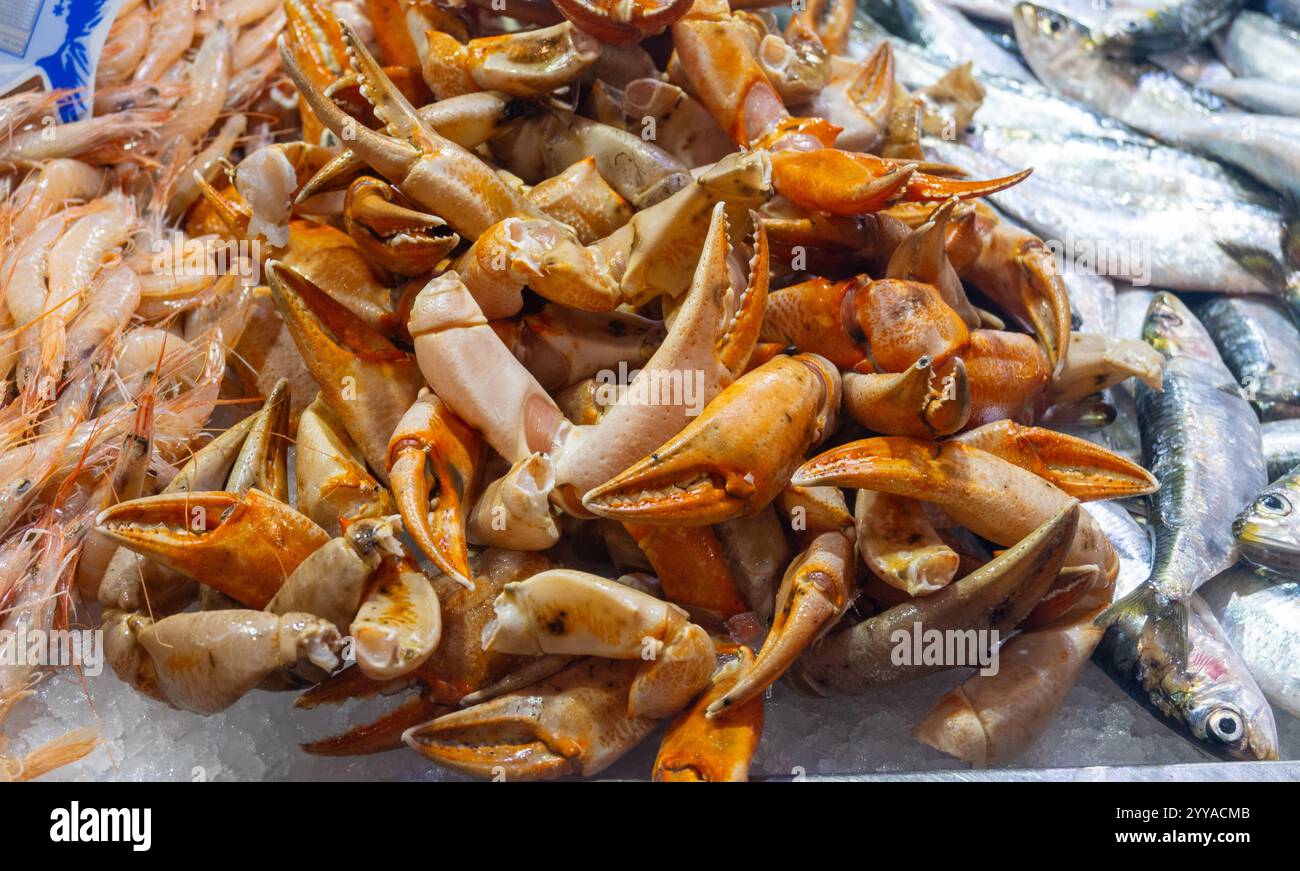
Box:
0 0 127 121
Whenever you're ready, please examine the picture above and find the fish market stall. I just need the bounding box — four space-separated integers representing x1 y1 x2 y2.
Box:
2 0 1300 783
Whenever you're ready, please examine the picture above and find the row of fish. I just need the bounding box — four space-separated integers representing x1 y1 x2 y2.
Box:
858 0 1300 760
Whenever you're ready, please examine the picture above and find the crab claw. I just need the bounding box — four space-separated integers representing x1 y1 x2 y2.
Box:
854 490 960 596
954 420 1157 500
344 177 459 275
904 166 1032 202
351 556 443 681
295 394 395 534
551 203 769 499
582 354 840 525
653 644 765 781
267 260 422 482
852 279 971 373
279 22 537 239
555 0 693 45
1050 332 1165 405
770 149 917 217
805 41 894 153
886 197 981 328
760 275 869 370
96 489 331 609
483 569 714 719
226 378 292 501
622 523 749 618
843 356 970 439
707 530 855 716
793 437 1117 576
960 207 1072 378
284 0 350 145
403 658 656 780
789 502 1079 696
388 391 482 588
421 21 600 99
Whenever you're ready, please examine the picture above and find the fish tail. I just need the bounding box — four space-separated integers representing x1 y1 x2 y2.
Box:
1095 583 1190 667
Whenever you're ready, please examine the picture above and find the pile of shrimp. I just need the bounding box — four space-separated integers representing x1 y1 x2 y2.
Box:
0 0 338 780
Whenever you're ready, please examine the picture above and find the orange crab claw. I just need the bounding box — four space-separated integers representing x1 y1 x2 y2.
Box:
707 529 855 716
954 420 1158 501
653 644 765 781
843 356 970 438
267 260 422 483
582 354 840 525
403 658 657 780
387 391 482 588
284 0 351 145
760 275 868 370
421 21 600 99
792 437 1118 577
963 329 1051 426
96 489 330 609
770 148 917 217
623 523 749 618
344 177 459 276
852 278 970 373
303 690 454 756
554 0 695 45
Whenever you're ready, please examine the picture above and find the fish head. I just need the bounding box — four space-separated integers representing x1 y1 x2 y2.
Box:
1011 3 1094 70
1142 291 1222 365
1234 478 1300 573
1182 678 1279 762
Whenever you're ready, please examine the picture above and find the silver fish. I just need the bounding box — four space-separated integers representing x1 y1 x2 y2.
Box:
1199 295 1300 420
1263 419 1300 481
966 125 1273 206
860 0 1036 81
1095 591 1279 760
924 138 1282 293
1133 292 1266 602
1205 78 1300 118
1085 501 1153 597
1115 287 1157 341
1266 0 1300 29
1092 0 1246 58
1097 293 1268 670
1213 11 1300 88
1234 466 1300 572
1202 565 1300 719
1013 2 1300 202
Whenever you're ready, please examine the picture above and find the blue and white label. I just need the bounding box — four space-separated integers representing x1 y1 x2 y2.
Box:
0 0 126 121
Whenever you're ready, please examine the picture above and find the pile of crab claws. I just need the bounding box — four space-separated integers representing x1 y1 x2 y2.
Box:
581 353 839 525
954 420 1158 501
95 489 330 609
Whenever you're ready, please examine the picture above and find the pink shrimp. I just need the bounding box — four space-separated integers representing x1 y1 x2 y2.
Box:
133 0 197 83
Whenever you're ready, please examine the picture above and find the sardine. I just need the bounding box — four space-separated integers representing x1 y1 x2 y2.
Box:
1263 419 1300 481
1100 293 1266 668
1013 2 1300 202
1205 78 1300 118
1084 501 1152 597
1202 565 1300 719
924 138 1282 293
1199 295 1300 420
1095 591 1279 760
1092 0 1246 58
1213 11 1300 88
860 0 1036 81
1234 465 1300 572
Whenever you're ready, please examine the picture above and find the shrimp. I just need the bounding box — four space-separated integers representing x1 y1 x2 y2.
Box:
0 110 165 165
5 159 103 238
42 192 136 392
133 0 197 83
235 6 288 68
64 266 141 370
3 211 74 399
97 8 151 86
162 23 232 147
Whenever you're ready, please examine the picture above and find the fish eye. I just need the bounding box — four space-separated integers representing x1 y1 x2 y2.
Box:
1258 493 1292 516
1208 708 1244 745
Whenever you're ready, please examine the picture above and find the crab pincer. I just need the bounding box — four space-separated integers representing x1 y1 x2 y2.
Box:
343 177 459 276
96 489 331 610
482 569 715 719
654 644 765 781
582 353 841 525
554 0 695 45
387 390 482 588
789 503 1080 695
